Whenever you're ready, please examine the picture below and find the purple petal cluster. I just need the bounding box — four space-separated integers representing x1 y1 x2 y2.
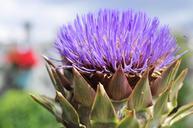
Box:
55 9 179 74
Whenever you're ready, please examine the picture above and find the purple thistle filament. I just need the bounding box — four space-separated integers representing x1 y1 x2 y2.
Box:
55 9 179 74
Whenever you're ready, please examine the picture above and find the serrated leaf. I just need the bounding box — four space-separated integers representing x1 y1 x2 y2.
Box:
169 69 188 108
128 72 152 111
107 66 132 100
90 83 118 128
31 94 62 122
73 68 96 107
116 112 139 128
166 102 193 126
153 88 170 119
56 91 80 127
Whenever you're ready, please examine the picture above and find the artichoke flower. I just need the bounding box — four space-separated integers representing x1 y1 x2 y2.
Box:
32 9 192 128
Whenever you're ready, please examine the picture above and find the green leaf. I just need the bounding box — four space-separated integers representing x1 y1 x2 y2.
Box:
128 72 152 111
116 112 139 128
31 94 62 122
165 102 193 126
90 83 118 128
56 91 81 127
169 69 188 108
73 68 96 107
153 88 170 119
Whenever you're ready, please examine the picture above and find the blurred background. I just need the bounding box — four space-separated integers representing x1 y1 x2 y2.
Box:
0 0 193 128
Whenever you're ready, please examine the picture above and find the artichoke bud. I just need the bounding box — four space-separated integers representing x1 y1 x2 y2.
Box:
32 9 192 128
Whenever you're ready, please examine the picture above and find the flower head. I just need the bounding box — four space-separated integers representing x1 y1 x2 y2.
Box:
55 9 178 74
34 10 190 128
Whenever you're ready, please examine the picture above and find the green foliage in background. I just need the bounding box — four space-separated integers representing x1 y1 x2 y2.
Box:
175 34 193 104
0 90 59 128
170 34 193 128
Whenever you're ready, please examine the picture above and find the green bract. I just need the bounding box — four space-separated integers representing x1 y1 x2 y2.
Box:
32 57 192 128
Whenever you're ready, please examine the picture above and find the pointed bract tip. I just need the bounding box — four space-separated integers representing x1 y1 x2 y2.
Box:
42 55 55 67
30 94 37 101
72 67 82 78
97 83 106 96
107 66 132 100
56 91 63 99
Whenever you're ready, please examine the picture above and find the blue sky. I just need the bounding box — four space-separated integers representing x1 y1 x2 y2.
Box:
0 0 193 43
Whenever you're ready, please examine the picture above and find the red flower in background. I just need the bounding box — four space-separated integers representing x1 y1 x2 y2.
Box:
7 48 38 69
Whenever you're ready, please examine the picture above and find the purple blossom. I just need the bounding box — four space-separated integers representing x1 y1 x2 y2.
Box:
55 9 179 74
